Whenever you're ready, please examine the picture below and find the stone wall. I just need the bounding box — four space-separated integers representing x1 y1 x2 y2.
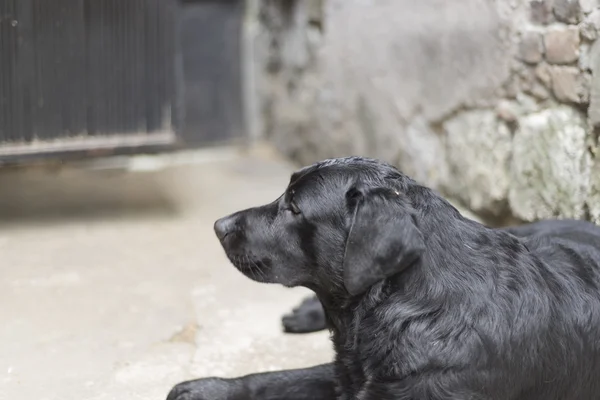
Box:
250 0 600 225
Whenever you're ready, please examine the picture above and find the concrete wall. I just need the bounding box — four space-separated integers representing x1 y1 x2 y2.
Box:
249 0 600 225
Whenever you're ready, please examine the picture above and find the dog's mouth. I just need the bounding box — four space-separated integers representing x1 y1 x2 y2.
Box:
226 254 271 281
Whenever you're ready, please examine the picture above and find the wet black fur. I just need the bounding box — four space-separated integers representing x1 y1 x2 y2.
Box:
284 219 600 334
168 157 600 400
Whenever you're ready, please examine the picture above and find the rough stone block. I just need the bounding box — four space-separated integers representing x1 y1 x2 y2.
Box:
398 117 448 190
554 0 582 23
443 111 512 216
544 26 581 64
535 63 553 85
509 106 590 221
580 71 592 103
550 67 579 103
519 66 551 99
529 80 552 100
579 0 599 14
531 0 555 24
580 9 600 41
579 43 592 71
518 31 544 64
587 154 600 224
496 99 520 122
500 76 520 99
516 92 544 114
549 65 589 103
589 39 600 126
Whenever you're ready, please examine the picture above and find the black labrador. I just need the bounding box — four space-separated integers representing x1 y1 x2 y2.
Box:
282 219 600 334
168 157 600 400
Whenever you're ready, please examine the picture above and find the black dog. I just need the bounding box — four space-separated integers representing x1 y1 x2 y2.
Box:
168 157 600 400
282 219 600 334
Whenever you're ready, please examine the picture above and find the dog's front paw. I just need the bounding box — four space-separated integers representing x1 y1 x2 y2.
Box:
282 297 326 334
167 378 243 400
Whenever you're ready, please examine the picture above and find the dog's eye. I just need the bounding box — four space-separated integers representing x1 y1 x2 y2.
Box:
287 201 301 215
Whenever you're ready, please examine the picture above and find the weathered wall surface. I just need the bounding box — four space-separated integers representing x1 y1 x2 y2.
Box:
251 0 600 225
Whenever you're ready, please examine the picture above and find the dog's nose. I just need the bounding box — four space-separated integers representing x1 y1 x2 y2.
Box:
214 215 236 241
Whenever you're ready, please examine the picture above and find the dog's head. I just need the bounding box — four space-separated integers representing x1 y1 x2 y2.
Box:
214 157 425 297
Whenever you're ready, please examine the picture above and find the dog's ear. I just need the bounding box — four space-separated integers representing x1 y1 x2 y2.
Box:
343 187 425 296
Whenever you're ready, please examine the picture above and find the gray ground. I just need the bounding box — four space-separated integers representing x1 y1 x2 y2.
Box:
0 147 333 400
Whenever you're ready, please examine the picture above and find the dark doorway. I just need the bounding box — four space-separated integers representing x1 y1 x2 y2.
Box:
178 0 244 145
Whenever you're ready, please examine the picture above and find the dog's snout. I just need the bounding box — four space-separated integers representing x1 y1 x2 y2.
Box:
214 215 237 241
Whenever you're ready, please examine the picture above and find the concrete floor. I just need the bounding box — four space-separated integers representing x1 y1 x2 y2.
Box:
0 147 333 400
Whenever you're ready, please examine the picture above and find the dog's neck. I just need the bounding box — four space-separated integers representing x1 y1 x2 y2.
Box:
314 281 391 335
316 185 504 334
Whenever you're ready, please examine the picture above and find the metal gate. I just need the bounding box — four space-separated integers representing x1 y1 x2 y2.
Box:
0 0 244 163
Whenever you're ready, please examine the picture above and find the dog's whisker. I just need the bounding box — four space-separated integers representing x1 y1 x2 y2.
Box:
255 261 267 281
249 258 266 281
246 256 257 281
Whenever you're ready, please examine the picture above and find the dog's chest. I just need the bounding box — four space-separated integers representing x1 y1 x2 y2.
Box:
332 319 374 399
333 345 367 399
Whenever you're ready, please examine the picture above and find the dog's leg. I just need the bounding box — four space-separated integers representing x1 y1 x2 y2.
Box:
167 363 336 400
282 294 327 333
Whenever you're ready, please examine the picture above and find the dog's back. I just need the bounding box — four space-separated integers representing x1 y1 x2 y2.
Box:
503 219 600 241
501 220 600 399
504 219 600 267
507 219 600 284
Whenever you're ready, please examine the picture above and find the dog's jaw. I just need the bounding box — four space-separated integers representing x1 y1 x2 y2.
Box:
225 253 274 283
